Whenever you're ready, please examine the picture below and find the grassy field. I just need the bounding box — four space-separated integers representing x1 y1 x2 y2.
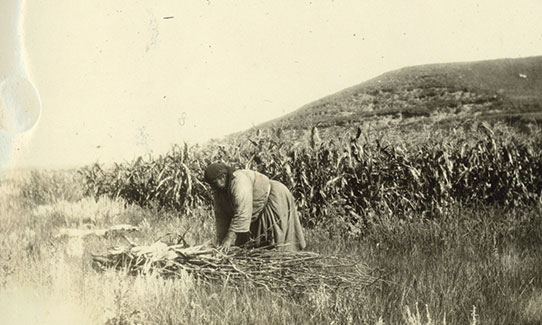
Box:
2 167 542 324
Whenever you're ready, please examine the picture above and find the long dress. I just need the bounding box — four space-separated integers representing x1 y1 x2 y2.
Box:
212 169 306 251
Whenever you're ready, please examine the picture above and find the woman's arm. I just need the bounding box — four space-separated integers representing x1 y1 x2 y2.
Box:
228 172 253 233
220 172 253 249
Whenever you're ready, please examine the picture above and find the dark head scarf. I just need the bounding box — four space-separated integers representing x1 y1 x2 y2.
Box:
204 162 235 184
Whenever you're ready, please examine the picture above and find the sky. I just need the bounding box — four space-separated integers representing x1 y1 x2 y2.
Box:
1 0 541 169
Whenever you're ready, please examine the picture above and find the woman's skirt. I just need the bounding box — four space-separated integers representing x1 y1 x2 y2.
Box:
248 180 306 251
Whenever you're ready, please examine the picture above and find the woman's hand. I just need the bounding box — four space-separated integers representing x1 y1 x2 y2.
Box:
219 231 237 253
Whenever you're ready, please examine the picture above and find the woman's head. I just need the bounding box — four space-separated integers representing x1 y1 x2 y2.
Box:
204 162 233 191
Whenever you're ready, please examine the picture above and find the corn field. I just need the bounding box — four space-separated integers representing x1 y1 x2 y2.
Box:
81 144 209 214
80 121 542 230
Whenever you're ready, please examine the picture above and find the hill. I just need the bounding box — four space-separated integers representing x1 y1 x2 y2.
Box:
257 55 542 133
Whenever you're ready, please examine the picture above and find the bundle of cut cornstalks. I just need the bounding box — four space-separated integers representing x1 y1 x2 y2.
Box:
92 241 380 296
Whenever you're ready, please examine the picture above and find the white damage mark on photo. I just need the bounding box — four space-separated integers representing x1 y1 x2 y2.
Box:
0 0 41 169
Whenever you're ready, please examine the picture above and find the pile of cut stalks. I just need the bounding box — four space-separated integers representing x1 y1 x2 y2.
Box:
92 241 380 296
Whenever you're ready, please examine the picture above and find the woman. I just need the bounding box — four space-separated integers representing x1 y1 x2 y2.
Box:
204 162 306 251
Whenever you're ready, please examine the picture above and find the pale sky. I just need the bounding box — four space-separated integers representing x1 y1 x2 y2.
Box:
1 0 541 169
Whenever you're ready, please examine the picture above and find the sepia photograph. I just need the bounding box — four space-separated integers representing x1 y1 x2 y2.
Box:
1 1 542 324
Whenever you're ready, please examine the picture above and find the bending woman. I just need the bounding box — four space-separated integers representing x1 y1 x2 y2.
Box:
204 162 306 251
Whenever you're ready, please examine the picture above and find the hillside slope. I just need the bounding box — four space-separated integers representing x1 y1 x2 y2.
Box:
260 56 542 132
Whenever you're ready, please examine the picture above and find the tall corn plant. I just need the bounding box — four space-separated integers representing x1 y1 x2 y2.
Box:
80 122 542 229
80 143 208 214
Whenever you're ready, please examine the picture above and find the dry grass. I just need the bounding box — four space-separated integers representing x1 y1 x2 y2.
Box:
2 169 542 324
92 242 379 297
